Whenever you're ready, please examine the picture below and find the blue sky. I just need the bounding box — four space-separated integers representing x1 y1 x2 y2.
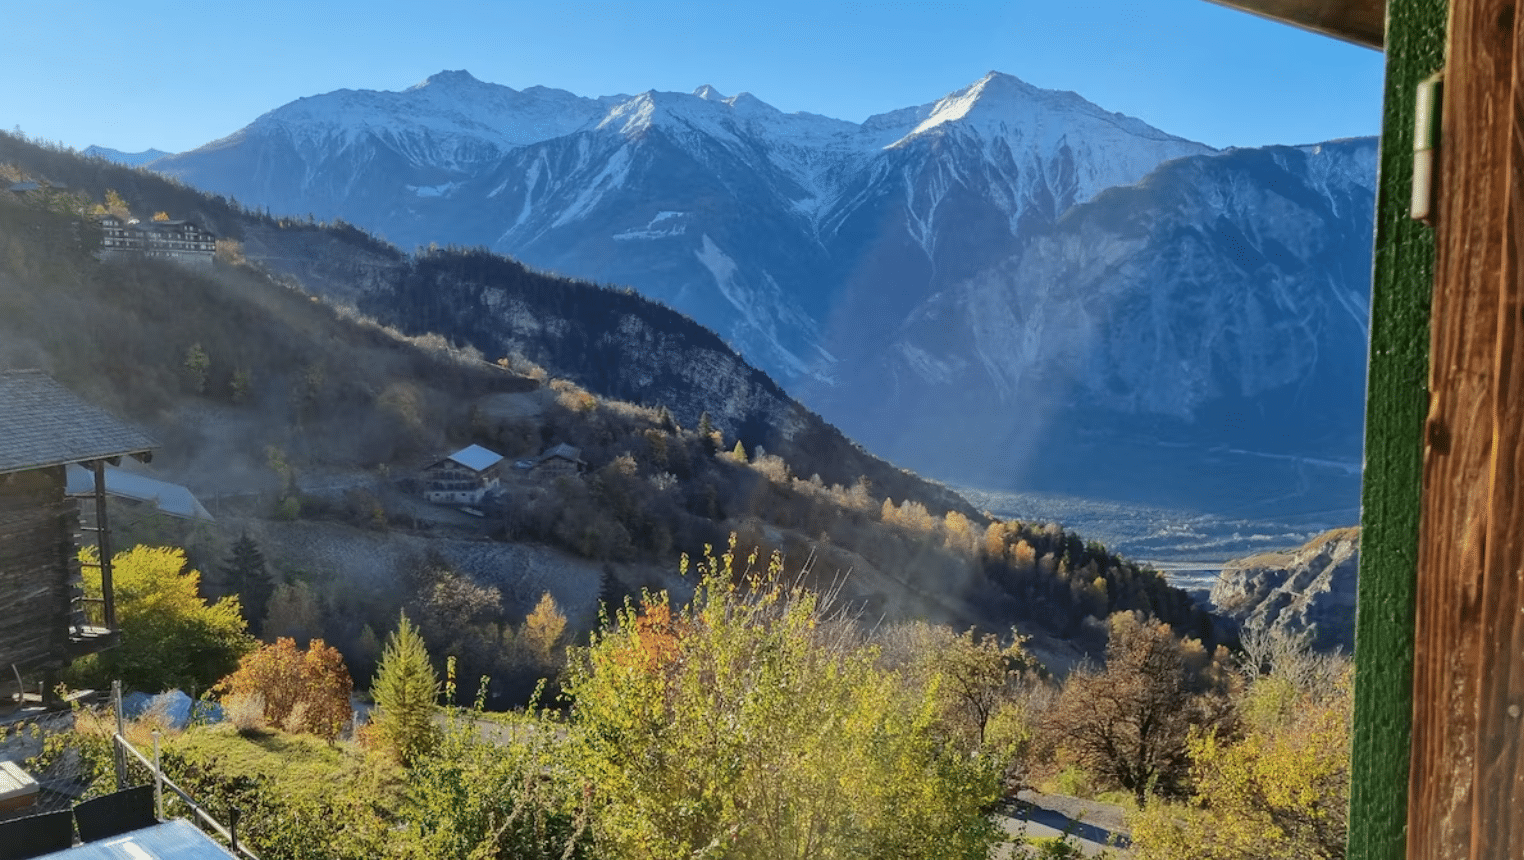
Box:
7 0 1384 154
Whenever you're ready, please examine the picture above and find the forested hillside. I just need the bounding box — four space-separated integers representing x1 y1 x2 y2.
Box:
0 131 1222 675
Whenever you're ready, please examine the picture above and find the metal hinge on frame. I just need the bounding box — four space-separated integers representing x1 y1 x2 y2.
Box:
1412 71 1444 223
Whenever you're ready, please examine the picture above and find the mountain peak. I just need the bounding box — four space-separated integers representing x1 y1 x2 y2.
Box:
693 84 726 101
891 69 1206 152
409 69 486 91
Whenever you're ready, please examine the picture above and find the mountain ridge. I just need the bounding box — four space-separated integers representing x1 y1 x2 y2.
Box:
146 70 1372 515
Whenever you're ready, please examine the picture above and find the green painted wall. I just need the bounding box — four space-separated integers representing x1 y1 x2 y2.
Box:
1349 0 1447 857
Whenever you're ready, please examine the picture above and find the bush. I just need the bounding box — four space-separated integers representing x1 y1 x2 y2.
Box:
217 638 354 740
562 538 1002 859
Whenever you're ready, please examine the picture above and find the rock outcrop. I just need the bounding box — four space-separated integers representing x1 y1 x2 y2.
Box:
1211 527 1360 652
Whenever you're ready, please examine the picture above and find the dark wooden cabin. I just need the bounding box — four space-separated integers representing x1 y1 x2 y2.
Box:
0 371 156 702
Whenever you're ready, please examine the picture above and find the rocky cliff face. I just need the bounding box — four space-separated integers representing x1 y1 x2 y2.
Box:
1212 527 1360 652
818 139 1375 513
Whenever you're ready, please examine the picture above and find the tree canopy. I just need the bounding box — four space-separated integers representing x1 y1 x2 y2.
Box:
562 541 1002 859
70 545 254 693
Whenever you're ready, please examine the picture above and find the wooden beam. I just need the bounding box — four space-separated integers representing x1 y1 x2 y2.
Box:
1469 0 1524 845
1204 0 1387 48
1406 0 1524 855
92 461 116 632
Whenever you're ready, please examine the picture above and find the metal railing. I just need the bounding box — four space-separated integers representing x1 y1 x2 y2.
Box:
108 682 259 860
110 732 259 860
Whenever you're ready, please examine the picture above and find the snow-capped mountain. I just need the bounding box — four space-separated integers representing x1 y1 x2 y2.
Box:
818 138 1376 513
152 70 1212 381
151 70 1375 513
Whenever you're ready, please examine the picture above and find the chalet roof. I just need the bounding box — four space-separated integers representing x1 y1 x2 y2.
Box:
65 464 214 520
8 181 39 193
447 444 504 473
538 443 584 464
0 370 157 475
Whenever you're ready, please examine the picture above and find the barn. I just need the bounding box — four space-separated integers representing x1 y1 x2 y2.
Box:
0 371 157 703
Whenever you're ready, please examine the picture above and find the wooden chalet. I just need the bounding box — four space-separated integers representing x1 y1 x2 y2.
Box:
98 215 215 268
421 444 504 505
0 371 156 703
531 443 585 480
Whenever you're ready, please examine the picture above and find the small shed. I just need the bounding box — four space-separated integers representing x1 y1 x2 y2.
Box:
0 370 157 701
531 443 585 480
420 444 504 505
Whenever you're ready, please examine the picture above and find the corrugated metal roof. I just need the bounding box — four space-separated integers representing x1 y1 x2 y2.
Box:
448 444 504 473
0 370 157 475
40 819 237 860
65 464 214 521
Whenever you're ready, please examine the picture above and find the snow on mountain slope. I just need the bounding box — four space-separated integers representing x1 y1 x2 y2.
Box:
811 137 1377 513
149 71 1375 513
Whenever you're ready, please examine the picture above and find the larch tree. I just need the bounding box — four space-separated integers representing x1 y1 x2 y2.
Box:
371 612 440 765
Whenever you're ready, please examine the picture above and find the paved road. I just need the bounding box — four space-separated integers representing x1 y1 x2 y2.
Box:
993 791 1132 857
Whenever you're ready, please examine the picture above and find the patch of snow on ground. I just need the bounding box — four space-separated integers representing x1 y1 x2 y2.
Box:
614 210 688 240
408 182 460 197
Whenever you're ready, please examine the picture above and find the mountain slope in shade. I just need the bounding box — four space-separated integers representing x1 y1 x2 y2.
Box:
820 138 1376 514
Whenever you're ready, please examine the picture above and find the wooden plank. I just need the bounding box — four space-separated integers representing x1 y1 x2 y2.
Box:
1466 7 1524 851
1408 0 1515 856
1204 0 1387 48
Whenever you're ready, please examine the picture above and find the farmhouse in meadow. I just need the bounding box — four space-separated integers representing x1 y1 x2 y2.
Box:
0 370 157 703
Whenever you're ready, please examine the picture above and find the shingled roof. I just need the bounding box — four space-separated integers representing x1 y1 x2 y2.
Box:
0 370 157 475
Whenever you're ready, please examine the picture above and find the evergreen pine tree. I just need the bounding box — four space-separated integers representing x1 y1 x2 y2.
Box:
698 411 719 454
371 612 440 764
221 533 273 635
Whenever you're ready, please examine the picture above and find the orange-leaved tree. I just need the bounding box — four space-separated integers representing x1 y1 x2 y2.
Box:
218 637 354 740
